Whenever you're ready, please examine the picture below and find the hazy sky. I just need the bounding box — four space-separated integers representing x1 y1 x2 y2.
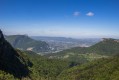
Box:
0 0 119 38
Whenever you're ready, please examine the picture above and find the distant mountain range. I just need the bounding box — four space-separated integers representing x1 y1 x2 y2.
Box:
32 36 101 52
5 35 50 53
4 35 101 54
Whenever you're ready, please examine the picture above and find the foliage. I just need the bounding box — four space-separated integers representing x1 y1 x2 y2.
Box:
1 30 119 80
58 55 119 80
45 38 119 63
25 51 73 80
89 38 119 55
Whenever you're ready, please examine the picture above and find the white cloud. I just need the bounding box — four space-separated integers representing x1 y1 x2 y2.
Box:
73 11 80 16
86 12 94 16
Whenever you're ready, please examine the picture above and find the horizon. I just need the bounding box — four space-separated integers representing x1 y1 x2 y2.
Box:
3 33 119 39
0 0 119 38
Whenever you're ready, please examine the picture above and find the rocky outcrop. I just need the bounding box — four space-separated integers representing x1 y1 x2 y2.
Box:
0 30 30 78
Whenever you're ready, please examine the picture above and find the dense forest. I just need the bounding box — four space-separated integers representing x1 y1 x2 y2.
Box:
58 55 119 80
1 30 119 80
0 49 76 80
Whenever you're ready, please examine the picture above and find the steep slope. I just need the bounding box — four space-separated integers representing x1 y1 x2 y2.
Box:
58 55 119 80
0 30 31 79
5 35 50 53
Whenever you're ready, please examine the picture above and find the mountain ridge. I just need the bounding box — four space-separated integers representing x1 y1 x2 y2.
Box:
5 35 50 53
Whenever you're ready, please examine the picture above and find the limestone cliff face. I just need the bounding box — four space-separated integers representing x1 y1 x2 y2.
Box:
0 30 30 78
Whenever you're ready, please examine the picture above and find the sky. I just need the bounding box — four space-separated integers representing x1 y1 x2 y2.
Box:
0 0 119 38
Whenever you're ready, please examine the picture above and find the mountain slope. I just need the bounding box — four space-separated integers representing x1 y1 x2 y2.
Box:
58 55 119 80
0 30 76 80
0 30 31 79
45 38 119 63
5 35 50 53
89 38 119 55
26 52 74 80
45 47 89 63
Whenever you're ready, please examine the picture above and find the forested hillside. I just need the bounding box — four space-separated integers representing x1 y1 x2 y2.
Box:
1 30 119 80
1 0 119 79
0 30 74 80
25 51 75 80
58 55 119 80
45 47 89 63
45 38 119 63
89 38 119 55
